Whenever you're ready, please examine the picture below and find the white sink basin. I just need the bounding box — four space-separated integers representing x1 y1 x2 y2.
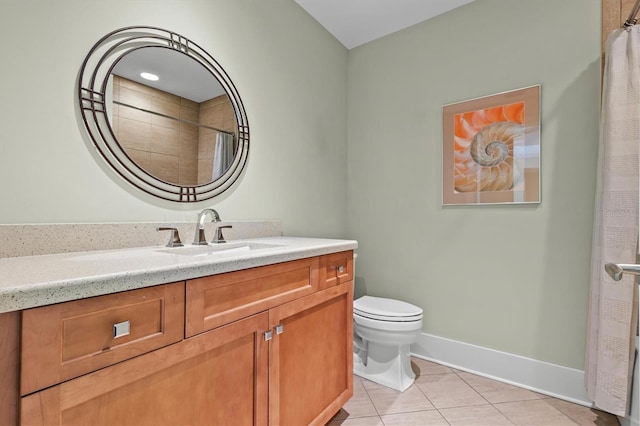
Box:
67 242 284 262
156 242 283 257
69 247 167 262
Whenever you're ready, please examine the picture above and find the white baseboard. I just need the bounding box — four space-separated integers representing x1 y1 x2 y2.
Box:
619 415 640 426
411 332 592 407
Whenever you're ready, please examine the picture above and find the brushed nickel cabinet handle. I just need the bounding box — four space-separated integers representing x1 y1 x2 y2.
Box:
113 321 131 338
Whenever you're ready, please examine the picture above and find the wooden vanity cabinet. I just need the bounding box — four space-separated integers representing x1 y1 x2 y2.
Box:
13 250 354 426
21 312 270 426
0 311 20 426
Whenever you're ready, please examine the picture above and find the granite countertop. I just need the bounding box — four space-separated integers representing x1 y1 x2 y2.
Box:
0 236 357 313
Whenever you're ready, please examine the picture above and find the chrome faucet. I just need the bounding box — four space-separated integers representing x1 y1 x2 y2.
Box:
193 208 221 245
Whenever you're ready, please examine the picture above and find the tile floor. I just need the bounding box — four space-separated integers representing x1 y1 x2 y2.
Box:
328 357 620 426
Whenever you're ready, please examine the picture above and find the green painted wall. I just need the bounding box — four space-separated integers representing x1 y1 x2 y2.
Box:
346 0 601 369
0 0 348 238
1 0 603 370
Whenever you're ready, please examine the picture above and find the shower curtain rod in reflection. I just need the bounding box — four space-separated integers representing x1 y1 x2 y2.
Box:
624 0 640 27
114 100 235 136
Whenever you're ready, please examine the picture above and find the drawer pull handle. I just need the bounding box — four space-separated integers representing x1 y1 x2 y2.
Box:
337 265 344 273
275 324 284 335
113 321 131 339
264 330 273 341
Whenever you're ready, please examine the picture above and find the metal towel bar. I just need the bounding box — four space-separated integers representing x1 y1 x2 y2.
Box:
604 263 640 281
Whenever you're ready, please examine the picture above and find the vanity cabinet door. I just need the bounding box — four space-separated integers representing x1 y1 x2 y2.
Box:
268 282 353 426
21 312 270 426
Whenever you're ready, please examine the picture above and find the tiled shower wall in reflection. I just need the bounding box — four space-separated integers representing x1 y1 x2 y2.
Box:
197 95 237 183
111 76 235 185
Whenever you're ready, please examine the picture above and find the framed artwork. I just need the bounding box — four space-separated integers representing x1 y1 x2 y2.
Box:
442 85 540 205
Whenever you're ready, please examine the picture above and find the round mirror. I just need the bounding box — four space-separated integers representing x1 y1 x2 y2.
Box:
78 27 249 202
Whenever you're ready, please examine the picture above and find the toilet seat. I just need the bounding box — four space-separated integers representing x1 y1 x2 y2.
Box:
354 296 423 322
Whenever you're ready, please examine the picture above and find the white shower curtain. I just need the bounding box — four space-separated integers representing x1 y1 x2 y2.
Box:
585 25 640 416
212 132 234 180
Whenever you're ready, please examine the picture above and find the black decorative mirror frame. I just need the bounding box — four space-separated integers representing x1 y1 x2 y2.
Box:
78 26 249 202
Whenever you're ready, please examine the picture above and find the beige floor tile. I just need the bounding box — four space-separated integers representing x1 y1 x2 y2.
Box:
439 404 513 425
336 377 378 419
544 398 620 426
360 379 434 415
457 371 545 404
380 410 450 426
334 365 616 426
411 357 454 377
326 415 384 426
494 399 579 425
415 373 488 409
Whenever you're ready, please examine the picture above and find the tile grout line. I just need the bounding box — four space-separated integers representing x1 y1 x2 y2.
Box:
411 371 453 425
451 368 520 425
451 368 579 425
356 376 384 424
453 369 493 406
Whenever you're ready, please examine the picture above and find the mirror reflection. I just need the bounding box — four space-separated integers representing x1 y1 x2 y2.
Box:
110 47 238 186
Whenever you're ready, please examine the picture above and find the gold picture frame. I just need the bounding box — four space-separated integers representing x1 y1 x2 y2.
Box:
442 85 541 205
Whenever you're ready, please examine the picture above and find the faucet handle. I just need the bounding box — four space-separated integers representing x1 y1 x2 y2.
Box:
156 227 184 247
212 225 233 244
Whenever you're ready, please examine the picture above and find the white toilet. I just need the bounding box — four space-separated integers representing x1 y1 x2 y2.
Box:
353 295 423 392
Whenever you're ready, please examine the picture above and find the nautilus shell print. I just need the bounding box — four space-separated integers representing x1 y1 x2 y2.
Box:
453 102 525 192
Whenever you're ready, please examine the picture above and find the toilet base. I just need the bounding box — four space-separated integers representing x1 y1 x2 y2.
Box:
353 340 415 392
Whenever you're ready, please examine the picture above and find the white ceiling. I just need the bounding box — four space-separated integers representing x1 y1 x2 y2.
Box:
112 1 476 101
113 47 225 103
294 0 475 49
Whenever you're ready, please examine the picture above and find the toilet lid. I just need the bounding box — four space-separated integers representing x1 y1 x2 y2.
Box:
353 296 423 321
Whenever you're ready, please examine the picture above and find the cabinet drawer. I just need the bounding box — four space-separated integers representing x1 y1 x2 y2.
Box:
319 251 353 289
186 257 319 337
21 282 185 396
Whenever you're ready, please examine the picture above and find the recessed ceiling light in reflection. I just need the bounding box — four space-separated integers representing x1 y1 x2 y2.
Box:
140 72 159 81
